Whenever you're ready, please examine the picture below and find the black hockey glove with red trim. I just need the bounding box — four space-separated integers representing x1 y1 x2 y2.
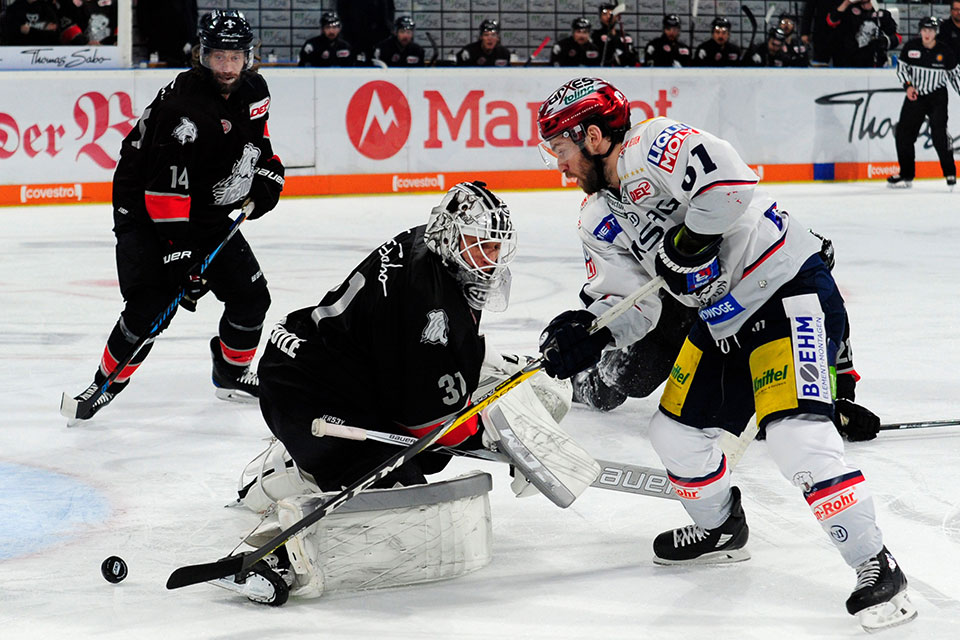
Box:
162 244 207 312
655 224 722 296
247 155 285 220
538 309 612 380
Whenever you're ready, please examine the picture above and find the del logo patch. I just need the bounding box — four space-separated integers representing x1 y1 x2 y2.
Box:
249 97 270 120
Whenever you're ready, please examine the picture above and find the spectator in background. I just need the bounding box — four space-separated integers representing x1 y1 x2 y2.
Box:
550 17 601 67
373 16 425 67
79 0 116 45
592 2 637 66
299 12 356 68
337 0 394 63
693 16 742 66
456 19 511 67
136 0 198 67
940 1 960 60
2 0 59 45
827 0 899 68
742 27 795 67
779 12 811 66
802 0 843 66
52 0 87 45
643 13 691 67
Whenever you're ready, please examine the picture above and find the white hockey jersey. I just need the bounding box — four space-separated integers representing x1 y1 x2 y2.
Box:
579 116 822 344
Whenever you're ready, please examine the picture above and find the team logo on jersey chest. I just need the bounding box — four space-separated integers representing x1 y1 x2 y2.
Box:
172 117 198 145
647 123 698 173
221 119 232 134
421 310 449 346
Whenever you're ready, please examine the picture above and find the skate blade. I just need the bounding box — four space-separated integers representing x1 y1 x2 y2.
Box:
653 548 751 566
858 591 918 633
208 574 280 604
886 182 912 189
215 388 259 404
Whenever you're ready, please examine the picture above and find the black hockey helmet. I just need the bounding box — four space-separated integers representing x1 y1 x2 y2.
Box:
198 10 255 70
321 12 341 28
395 16 415 31
919 16 940 31
599 2 617 13
572 17 592 32
712 16 732 31
663 14 681 29
479 18 500 35
768 27 787 43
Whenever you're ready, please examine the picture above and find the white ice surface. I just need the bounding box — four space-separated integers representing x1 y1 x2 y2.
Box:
1 182 959 639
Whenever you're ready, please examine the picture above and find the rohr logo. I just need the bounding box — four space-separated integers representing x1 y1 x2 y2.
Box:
346 81 411 160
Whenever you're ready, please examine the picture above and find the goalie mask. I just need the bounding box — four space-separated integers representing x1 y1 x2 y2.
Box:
425 181 517 312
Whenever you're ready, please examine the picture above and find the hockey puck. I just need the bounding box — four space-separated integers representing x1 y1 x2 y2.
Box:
101 556 128 583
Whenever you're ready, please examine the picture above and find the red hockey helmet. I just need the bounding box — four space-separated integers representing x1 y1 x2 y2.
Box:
537 77 631 146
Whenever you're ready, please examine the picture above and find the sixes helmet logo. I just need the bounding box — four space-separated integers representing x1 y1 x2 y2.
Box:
346 81 412 160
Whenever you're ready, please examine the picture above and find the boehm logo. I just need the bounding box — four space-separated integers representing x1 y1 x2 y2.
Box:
346 81 411 160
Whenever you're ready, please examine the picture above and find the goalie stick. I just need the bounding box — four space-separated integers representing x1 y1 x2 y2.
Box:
166 276 666 591
60 208 249 424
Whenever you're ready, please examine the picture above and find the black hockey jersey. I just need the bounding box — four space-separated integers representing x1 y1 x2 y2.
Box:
940 19 960 60
591 27 638 66
260 225 486 446
550 35 601 67
372 36 426 67
112 69 276 246
693 38 742 66
643 34 692 67
456 41 511 66
741 42 796 67
827 5 899 67
298 35 356 67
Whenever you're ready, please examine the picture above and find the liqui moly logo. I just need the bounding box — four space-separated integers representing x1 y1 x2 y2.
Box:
812 487 858 521
647 123 698 173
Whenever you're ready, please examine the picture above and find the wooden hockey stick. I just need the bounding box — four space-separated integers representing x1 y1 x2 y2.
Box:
60 208 249 424
166 276 666 591
312 419 681 501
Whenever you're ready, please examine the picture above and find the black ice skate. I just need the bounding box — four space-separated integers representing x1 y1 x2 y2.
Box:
886 175 912 189
947 175 956 191
571 369 627 412
653 486 750 565
210 337 259 404
61 377 128 427
846 546 917 632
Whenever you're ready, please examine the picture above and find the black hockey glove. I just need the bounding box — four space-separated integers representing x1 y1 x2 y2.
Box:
834 399 880 442
538 309 613 380
247 155 285 220
655 224 723 296
179 274 209 313
162 245 207 312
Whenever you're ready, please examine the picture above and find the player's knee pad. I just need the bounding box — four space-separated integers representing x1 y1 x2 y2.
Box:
223 280 270 329
481 379 599 507
764 413 852 486
121 289 176 336
236 438 321 514
274 472 493 598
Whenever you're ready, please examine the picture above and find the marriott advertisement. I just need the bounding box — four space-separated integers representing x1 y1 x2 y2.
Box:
0 67 955 204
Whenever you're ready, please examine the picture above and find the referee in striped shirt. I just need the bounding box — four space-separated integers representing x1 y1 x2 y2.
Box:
889 16 960 189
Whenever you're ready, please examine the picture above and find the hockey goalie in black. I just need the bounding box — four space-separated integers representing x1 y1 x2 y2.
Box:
63 10 284 424
257 182 517 490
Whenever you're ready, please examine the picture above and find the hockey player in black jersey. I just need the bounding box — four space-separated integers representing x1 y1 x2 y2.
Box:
550 17 601 67
372 16 425 67
826 0 899 68
888 16 960 189
456 19 511 67
257 182 518 491
298 12 356 67
741 27 797 67
642 14 692 67
692 17 742 66
63 10 284 423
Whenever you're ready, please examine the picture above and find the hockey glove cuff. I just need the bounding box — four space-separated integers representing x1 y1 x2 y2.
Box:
179 274 209 313
538 309 613 380
655 224 722 296
248 155 285 220
834 399 880 442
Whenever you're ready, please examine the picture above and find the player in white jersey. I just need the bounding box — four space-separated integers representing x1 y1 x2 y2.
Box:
535 77 916 632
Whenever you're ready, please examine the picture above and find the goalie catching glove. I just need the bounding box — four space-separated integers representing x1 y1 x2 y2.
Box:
247 155 285 220
655 224 722 296
538 309 613 380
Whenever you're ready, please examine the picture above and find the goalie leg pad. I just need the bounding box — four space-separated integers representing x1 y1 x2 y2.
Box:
236 438 321 514
276 471 493 598
482 380 600 508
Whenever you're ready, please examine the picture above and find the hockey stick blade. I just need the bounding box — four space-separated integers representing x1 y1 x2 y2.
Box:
166 554 246 590
879 419 960 431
